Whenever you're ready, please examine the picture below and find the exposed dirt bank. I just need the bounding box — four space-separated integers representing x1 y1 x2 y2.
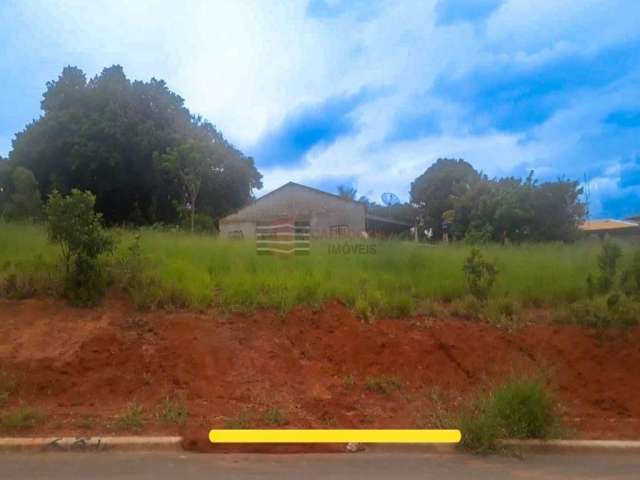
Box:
1 296 639 450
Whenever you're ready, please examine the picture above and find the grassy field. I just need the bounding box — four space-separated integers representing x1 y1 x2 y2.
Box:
0 222 636 318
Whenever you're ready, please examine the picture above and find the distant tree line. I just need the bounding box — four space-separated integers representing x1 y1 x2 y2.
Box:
410 158 586 243
0 65 262 229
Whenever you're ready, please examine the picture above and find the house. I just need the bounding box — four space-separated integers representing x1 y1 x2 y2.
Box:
579 219 640 239
219 182 411 239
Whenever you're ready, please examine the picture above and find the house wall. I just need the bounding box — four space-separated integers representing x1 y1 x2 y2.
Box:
219 184 366 239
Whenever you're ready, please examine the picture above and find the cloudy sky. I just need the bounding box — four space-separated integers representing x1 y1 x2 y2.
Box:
1 0 639 218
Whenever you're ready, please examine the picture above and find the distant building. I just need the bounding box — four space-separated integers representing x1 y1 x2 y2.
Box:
219 182 411 239
580 219 640 239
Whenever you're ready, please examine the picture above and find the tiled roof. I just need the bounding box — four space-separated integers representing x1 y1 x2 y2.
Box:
580 219 640 231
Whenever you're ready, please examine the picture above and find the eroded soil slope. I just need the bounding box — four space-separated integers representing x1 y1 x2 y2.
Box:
1 296 639 443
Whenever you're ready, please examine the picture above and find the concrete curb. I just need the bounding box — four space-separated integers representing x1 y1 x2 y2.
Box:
0 436 183 452
1 437 640 454
502 439 640 453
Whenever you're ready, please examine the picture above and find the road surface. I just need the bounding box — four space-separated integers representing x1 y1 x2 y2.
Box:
1 451 640 479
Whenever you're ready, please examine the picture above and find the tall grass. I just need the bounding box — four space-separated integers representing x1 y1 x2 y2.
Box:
0 222 631 314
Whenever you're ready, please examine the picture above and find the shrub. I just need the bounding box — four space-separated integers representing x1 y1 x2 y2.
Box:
621 248 640 296
44 190 114 306
563 296 640 329
461 376 558 453
594 240 623 293
462 248 497 301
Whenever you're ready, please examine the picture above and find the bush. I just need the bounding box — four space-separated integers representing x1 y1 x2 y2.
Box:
462 248 498 301
44 190 114 306
594 240 623 293
621 247 640 296
461 376 558 453
564 296 640 329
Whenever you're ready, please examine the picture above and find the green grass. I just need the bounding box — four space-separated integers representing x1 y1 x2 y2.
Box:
157 396 189 426
364 375 403 395
261 406 288 426
460 376 559 453
114 403 145 431
1 222 637 317
1 406 43 431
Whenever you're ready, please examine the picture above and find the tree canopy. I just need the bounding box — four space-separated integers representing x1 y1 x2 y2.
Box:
9 65 262 225
410 158 480 238
411 159 586 243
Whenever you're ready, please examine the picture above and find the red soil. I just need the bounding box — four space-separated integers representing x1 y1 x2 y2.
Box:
1 295 639 449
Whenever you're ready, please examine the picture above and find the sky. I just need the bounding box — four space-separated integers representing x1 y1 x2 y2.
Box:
1 0 639 218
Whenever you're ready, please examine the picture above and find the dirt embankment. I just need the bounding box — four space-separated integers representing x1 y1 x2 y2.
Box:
1 295 640 447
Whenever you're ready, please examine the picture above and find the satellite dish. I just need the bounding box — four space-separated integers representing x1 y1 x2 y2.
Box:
381 192 400 206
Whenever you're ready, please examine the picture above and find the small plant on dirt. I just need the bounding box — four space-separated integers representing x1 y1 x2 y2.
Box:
462 248 498 301
0 371 18 407
75 415 96 430
1 406 43 431
44 189 115 306
344 374 356 388
364 375 403 395
223 410 253 429
114 403 145 431
261 406 288 426
158 396 189 426
449 295 485 320
460 376 558 454
486 296 522 328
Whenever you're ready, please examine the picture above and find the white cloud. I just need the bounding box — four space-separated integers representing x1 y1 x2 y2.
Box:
5 0 639 216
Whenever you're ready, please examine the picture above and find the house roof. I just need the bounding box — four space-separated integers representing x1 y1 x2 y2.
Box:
220 182 363 223
579 219 640 232
258 181 362 205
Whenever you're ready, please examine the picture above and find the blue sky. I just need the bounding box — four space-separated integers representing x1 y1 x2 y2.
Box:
1 0 639 218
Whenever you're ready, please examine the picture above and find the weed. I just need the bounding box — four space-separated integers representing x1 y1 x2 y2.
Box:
75 415 96 430
158 396 189 426
0 372 18 407
364 375 403 395
114 403 145 431
486 297 522 328
460 376 558 453
344 374 356 388
261 406 288 426
1 406 43 431
223 410 253 429
449 295 485 320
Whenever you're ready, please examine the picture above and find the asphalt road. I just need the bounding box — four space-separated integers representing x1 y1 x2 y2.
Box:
2 452 640 479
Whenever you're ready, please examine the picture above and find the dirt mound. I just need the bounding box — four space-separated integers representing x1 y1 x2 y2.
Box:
1 296 640 443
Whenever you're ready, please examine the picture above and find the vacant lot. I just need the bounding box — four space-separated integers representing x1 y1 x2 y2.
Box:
0 222 626 316
1 296 639 444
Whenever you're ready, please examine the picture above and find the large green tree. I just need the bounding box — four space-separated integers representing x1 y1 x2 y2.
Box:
9 65 262 225
410 158 480 239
